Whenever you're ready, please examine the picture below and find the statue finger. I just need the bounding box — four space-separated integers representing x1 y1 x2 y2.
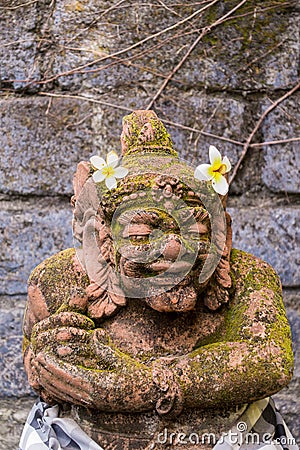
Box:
90 337 123 369
35 352 97 406
32 311 95 338
37 371 80 405
32 326 91 354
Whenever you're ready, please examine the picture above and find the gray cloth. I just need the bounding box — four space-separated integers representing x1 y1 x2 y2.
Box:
18 399 103 450
214 397 299 450
19 397 298 450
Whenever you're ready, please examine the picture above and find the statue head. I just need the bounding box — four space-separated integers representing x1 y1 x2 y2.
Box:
72 111 232 320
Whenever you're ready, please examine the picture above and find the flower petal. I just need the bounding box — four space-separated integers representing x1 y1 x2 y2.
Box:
211 174 229 195
90 155 106 169
222 155 231 173
114 166 129 179
105 176 118 190
106 151 119 168
209 146 222 168
92 170 106 183
194 164 214 181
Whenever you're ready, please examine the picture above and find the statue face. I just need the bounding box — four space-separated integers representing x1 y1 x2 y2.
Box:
73 110 231 317
112 203 211 312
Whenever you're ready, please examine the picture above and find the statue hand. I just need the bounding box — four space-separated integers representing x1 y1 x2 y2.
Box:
80 338 184 416
32 347 159 412
32 311 95 339
30 315 184 415
31 311 99 368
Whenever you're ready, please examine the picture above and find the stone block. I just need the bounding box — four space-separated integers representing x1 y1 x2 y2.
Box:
261 93 300 194
0 295 31 397
274 380 300 443
87 89 256 194
44 0 172 90
40 1 299 91
0 97 93 196
228 206 299 287
0 396 35 450
283 289 300 313
0 198 73 295
181 7 299 91
0 1 40 90
286 308 300 379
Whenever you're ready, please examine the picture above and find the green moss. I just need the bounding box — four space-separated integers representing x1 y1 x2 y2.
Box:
192 249 294 378
200 0 290 69
121 112 176 157
29 248 90 315
22 336 30 355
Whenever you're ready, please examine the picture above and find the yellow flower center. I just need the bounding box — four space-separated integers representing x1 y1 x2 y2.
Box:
211 158 222 172
102 166 115 177
217 163 227 175
208 161 227 179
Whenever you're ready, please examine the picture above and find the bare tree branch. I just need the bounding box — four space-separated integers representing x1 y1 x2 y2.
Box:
250 137 300 148
0 0 39 10
146 0 248 109
38 91 300 152
229 79 300 184
38 92 133 113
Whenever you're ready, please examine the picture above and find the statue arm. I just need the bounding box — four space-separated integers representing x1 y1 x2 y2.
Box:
23 253 160 411
25 250 294 415
22 249 93 402
170 251 294 409
32 344 159 412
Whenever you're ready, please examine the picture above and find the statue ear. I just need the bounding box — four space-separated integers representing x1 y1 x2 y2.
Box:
82 216 126 320
72 176 100 243
71 166 127 318
204 211 233 311
71 161 90 206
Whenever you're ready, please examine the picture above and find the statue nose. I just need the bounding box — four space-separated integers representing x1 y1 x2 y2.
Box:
162 235 182 261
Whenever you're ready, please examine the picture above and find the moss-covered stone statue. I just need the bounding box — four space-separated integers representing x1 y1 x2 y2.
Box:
20 111 298 450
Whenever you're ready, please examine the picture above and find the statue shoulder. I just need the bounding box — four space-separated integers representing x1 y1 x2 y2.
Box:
225 248 293 381
28 248 90 315
230 248 281 294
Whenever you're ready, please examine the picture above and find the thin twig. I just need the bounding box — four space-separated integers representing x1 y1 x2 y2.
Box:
37 92 300 151
229 79 300 184
251 137 300 147
0 39 35 48
192 99 224 155
163 119 243 146
146 30 207 110
0 0 39 9
236 39 286 73
66 0 128 45
38 92 133 113
45 97 53 115
156 0 181 16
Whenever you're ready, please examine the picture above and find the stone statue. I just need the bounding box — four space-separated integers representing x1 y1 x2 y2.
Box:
20 111 297 450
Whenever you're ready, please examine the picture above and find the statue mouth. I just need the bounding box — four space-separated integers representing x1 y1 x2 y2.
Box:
144 281 198 312
148 259 192 274
150 274 192 287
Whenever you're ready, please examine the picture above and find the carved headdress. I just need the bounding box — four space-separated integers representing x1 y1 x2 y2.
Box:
72 110 232 319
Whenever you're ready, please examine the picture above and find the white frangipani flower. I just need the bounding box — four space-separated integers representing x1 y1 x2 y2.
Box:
194 146 231 195
90 151 128 190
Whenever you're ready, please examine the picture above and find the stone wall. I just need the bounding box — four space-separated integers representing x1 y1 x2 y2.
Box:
0 0 299 448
